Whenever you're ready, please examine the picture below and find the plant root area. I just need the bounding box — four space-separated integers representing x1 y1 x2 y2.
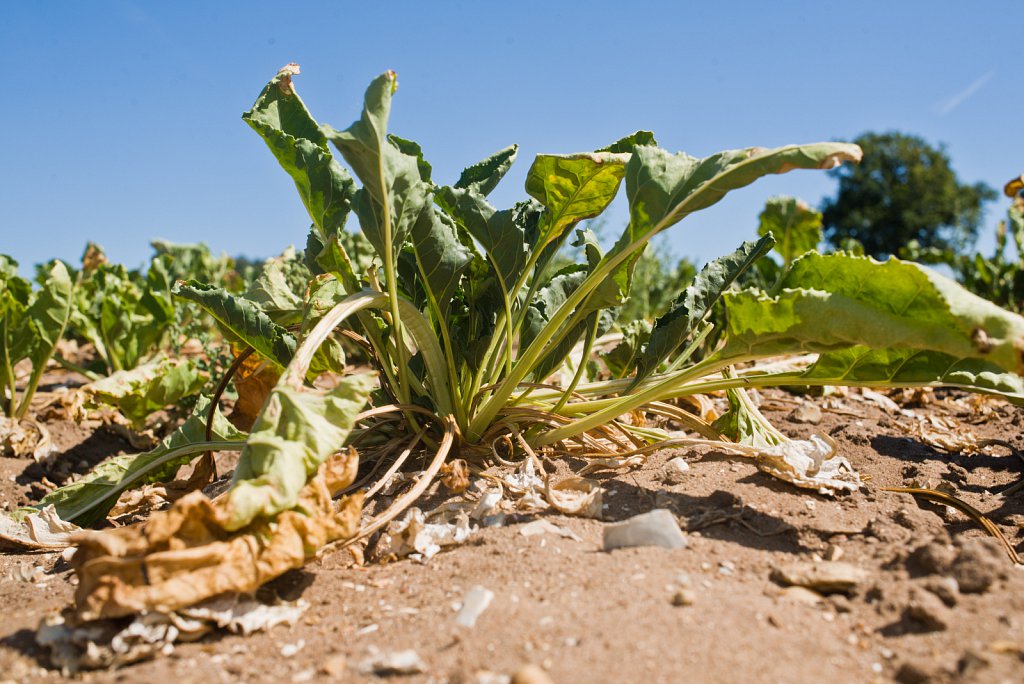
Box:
2 389 1023 684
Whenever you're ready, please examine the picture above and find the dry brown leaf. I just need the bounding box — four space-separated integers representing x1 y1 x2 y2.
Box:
71 450 363 620
0 415 57 463
439 458 470 494
231 353 280 431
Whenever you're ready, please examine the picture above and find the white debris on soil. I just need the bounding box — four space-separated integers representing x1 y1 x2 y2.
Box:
519 519 583 542
35 595 309 674
602 509 688 551
359 648 428 676
754 435 863 494
378 507 473 561
455 585 495 628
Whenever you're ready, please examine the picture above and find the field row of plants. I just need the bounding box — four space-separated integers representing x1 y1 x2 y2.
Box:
3 64 1024 627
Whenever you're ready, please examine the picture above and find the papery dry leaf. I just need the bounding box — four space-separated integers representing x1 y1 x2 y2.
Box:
37 594 308 674
0 415 56 463
753 435 862 495
71 450 362 620
544 476 603 519
378 507 472 560
0 505 80 550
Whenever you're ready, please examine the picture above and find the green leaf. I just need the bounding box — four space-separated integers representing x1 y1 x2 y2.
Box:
454 145 518 196
243 249 308 327
243 64 356 239
410 206 474 318
223 372 376 530
603 142 861 303
720 253 1024 376
521 267 614 381
757 196 822 268
525 151 630 252
601 320 652 378
301 275 348 376
711 387 784 449
438 186 528 291
633 235 774 386
173 280 296 369
596 130 657 154
322 71 430 262
791 347 1024 403
22 397 246 526
388 134 433 183
85 357 207 428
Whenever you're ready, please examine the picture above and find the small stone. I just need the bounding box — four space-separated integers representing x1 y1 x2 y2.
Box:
718 561 735 576
919 576 959 607
951 538 1006 594
771 561 869 594
895 659 939 684
662 457 691 484
788 403 822 424
957 650 990 677
320 654 347 678
824 544 844 562
363 650 428 676
511 664 554 684
779 586 824 605
602 509 687 551
671 589 696 606
455 585 495 628
906 587 951 631
827 594 853 613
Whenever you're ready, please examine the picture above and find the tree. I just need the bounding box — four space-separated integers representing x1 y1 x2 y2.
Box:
821 132 995 258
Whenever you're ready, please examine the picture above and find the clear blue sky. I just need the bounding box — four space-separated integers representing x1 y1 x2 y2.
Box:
2 1 1021 273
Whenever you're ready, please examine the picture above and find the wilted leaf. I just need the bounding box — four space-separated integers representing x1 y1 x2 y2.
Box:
19 398 246 526
72 450 363 620
84 357 207 428
721 254 1024 377
0 415 56 462
0 505 80 550
223 372 376 530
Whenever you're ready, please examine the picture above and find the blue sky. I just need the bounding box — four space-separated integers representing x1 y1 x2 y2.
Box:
2 1 1021 273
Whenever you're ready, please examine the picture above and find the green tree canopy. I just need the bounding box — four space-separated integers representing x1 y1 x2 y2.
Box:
822 132 995 258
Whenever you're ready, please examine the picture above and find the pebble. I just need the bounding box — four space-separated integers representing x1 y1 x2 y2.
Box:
788 403 823 424
671 589 696 607
662 457 691 484
919 576 959 607
602 509 687 551
455 585 495 628
906 587 951 631
319 654 347 678
771 561 869 594
511 664 554 684
362 650 428 676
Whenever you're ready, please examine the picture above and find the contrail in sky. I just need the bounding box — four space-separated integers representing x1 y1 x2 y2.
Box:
934 72 995 116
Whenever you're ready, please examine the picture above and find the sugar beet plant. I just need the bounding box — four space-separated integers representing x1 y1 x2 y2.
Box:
177 64 1024 521
23 65 1024 618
